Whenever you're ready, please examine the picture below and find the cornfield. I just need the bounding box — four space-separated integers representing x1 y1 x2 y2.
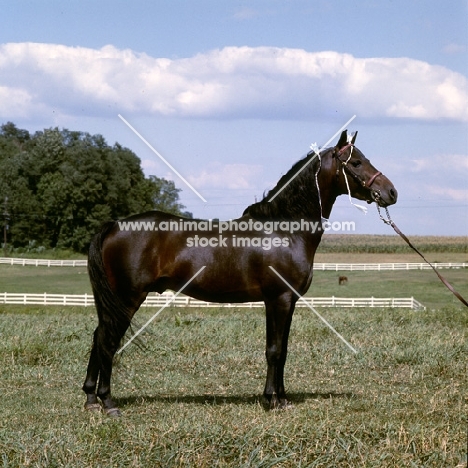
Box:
317 234 468 253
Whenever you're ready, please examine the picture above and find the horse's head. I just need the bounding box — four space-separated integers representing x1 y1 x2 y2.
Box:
331 130 397 207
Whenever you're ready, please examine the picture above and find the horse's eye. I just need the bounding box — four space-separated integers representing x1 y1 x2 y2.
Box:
351 160 362 168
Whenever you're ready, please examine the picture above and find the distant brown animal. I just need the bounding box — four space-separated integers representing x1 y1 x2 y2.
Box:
339 276 348 285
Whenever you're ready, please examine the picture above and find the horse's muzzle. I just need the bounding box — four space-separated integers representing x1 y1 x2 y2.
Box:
372 185 397 207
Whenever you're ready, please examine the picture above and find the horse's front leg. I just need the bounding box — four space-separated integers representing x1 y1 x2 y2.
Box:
263 294 296 409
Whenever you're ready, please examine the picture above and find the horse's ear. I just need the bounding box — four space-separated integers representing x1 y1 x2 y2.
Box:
336 130 348 149
350 131 358 145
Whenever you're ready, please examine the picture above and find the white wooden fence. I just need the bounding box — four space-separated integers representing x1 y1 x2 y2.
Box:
0 257 465 271
0 292 425 310
0 257 87 267
313 262 467 271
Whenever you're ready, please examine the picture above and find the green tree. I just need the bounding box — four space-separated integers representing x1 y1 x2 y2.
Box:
0 123 191 252
146 175 189 215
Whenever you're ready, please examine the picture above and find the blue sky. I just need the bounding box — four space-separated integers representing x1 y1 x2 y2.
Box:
1 0 467 235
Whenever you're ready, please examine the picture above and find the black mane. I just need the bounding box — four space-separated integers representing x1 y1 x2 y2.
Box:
243 148 333 220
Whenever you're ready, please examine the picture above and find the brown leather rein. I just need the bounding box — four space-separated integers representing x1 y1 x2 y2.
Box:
377 206 468 308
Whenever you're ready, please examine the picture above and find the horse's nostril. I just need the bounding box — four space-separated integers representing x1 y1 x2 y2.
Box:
389 188 397 201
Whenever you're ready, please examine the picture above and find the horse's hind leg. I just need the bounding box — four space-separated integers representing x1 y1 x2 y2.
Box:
82 328 101 411
82 307 134 416
94 318 131 417
82 324 125 415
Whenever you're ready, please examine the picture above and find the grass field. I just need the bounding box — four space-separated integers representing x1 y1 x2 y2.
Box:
0 265 90 294
1 235 467 466
1 263 467 310
0 305 466 467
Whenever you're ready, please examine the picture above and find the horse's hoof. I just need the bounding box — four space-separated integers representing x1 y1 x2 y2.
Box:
104 407 122 417
264 394 294 411
84 402 102 412
280 400 294 410
270 400 280 410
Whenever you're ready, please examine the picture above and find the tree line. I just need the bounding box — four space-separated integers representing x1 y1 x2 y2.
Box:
0 122 191 253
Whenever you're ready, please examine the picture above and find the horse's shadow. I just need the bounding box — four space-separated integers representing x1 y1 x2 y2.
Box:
115 391 355 409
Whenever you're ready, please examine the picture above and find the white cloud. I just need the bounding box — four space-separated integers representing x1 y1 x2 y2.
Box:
1 42 467 122
411 154 468 172
406 154 468 204
140 159 262 190
442 43 466 55
187 162 263 189
141 158 161 174
428 186 468 201
233 7 260 20
0 85 34 118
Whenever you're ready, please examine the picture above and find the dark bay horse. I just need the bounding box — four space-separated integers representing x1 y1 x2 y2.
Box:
83 130 397 415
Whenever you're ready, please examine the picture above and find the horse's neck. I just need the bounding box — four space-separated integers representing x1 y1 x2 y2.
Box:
319 189 337 220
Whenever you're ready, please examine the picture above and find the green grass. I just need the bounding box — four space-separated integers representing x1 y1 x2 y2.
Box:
0 305 466 467
0 265 90 294
1 236 466 466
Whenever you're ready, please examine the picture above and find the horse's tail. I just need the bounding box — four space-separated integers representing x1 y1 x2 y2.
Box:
88 221 132 362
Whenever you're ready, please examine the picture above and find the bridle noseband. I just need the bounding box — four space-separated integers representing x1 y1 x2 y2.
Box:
334 144 383 203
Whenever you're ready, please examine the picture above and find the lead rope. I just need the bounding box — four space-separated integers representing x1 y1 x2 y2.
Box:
377 205 468 308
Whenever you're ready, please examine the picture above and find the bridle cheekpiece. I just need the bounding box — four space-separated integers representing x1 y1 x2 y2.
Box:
334 143 383 205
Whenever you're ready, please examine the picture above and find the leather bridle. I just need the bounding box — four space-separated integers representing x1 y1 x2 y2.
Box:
334 144 383 203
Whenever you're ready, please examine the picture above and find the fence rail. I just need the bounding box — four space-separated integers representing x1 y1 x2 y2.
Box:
0 257 87 267
0 292 425 310
0 257 465 271
313 262 467 271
